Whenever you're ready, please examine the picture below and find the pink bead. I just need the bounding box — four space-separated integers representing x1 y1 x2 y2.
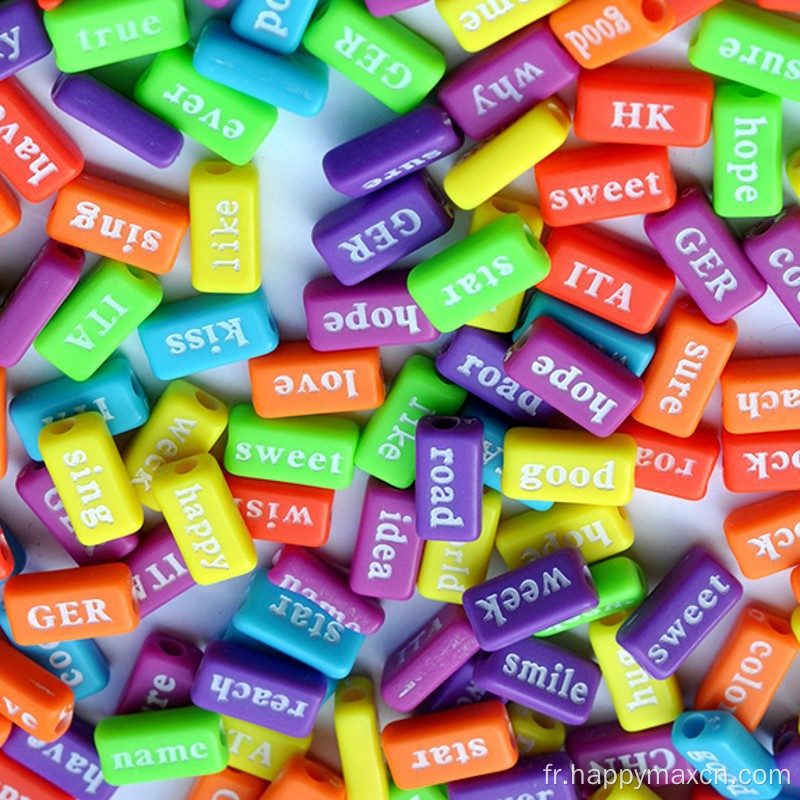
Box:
365 0 426 15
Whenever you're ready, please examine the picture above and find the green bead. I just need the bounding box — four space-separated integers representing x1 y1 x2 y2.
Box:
712 83 782 219
354 354 466 489
135 47 278 167
390 784 447 800
302 0 445 114
688 0 800 102
95 706 228 785
43 0 189 73
224 404 359 489
407 215 550 333
35 259 163 382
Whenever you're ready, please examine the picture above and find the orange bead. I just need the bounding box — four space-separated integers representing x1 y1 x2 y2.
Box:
668 0 722 26
0 77 83 203
541 225 674 334
754 0 799 9
3 563 140 645
721 430 800 494
187 767 267 800
381 700 518 790
36 0 63 7
694 605 798 730
0 749 73 800
260 756 345 800
0 525 14 582
535 144 676 227
633 299 737 438
792 567 800 603
0 638 74 741
0 177 20 237
618 420 719 501
0 716 10 748
46 172 189 274
249 342 384 418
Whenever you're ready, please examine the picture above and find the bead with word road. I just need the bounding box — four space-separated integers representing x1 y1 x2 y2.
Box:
721 429 800 493
509 707 565 757
0 750 72 800
138 292 278 380
420 655 496 713
644 186 766 323
261 755 345 800
187 767 267 800
232 0 319 54
0 0 52 80
224 714 312 780
616 546 743 680
0 177 19 235
190 161 260 294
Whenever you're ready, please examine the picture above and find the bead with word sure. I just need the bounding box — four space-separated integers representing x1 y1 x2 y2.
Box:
0 0 52 80
232 0 317 54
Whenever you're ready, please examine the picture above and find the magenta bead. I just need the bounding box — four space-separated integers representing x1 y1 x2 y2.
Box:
364 0 427 15
0 0 52 81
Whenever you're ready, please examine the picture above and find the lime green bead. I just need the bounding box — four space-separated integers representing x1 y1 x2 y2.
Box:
354 355 466 489
135 47 278 167
224 405 359 490
407 215 550 333
35 259 163 382
43 0 189 73
390 784 447 800
688 0 800 102
303 0 445 114
95 707 228 785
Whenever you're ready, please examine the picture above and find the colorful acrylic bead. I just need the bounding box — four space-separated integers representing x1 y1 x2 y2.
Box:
0 0 52 80
260 756 345 800
0 751 72 800
508 707 566 757
420 656 496 713
232 0 318 54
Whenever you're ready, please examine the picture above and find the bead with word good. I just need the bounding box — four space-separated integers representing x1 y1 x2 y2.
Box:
194 20 328 117
507 706 565 756
574 66 714 147
771 719 800 791
616 546 743 680
47 173 189 273
232 0 319 54
303 0 445 113
633 299 737 438
451 753 576 800
189 161 260 294
0 176 19 236
323 104 462 199
0 0 52 80
187 767 267 800
138 292 279 381
420 656 496 713
417 488 501 604
444 97 571 211
721 429 800 493
0 750 72 800
644 186 766 323
224 714 312 780
671 711 781 800
261 755 346 800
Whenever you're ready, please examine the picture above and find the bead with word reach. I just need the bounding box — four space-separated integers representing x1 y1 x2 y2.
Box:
224 714 312 780
0 0 52 80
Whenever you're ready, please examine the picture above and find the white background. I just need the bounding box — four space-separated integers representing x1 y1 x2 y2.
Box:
3 0 800 797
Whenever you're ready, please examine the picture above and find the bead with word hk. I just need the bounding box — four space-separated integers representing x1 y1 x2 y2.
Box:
0 78 83 203
261 755 345 800
303 0 445 114
0 0 52 80
3 563 139 645
152 453 257 586
137 291 279 380
507 706 565 756
721 429 800 493
189 161 260 294
232 0 318 55
224 714 312 780
46 173 189 273
616 546 743 680
451 753 575 800
574 66 714 147
187 768 266 800
643 186 766 323
672 711 782 800
0 751 73 800
117 631 203 714
38 412 143 545
323 105 462 199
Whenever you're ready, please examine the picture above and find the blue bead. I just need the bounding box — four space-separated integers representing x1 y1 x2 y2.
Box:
0 520 26 584
513 292 656 377
232 0 318 55
9 357 150 461
193 20 328 117
137 291 279 380
230 571 364 679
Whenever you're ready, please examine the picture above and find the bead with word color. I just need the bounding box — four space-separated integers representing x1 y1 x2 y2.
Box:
186 767 267 800
0 0 52 80
721 429 800 493
224 715 312 781
232 0 319 54
261 755 345 800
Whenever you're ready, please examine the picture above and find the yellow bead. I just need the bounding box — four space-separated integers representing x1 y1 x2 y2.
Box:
791 606 800 645
495 503 634 569
501 428 636 506
334 676 389 800
444 97 570 210
124 380 229 511
189 160 261 294
38 411 143 546
223 715 312 780
466 294 525 334
507 704 565 756
789 149 800 202
417 490 502 604
589 612 683 732
152 452 257 585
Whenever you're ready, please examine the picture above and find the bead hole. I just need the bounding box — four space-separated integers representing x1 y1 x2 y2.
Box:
531 712 556 729
49 419 76 435
641 0 668 21
195 390 220 411
159 638 185 657
339 688 366 703
204 162 235 175
429 416 460 431
492 198 521 214
681 714 706 739
173 459 198 475
776 732 794 753
304 762 329 782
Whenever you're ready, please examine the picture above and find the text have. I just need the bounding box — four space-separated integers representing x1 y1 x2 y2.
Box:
0 102 59 188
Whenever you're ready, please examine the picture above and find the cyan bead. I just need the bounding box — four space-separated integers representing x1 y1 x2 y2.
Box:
232 0 318 54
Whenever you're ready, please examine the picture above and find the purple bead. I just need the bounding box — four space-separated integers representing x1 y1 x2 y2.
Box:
438 23 579 141
122 522 196 618
381 604 480 713
415 416 483 541
0 0 52 81
643 186 766 324
435 326 552 423
505 316 644 437
322 105 463 197
773 718 800 793
51 73 184 169
191 639 328 737
743 208 800 327
16 461 139 566
419 655 497 713
268 544 385 635
304 270 440 351
616 545 743 680
349 478 424 601
311 172 454 286
473 637 601 725
463 548 598 650
116 631 203 714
